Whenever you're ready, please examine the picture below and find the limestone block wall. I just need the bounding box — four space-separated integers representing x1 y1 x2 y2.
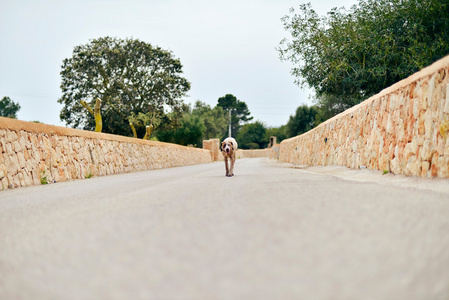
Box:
280 55 449 178
0 117 212 190
237 149 271 158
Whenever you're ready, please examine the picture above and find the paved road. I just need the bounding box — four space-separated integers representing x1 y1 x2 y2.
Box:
1 158 449 300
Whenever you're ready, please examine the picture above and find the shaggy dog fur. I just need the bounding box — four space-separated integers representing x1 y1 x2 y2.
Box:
221 137 238 177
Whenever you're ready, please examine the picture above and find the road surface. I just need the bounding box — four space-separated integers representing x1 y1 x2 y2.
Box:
1 158 449 300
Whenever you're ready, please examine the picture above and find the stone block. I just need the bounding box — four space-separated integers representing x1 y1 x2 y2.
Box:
390 157 400 175
405 155 419 176
437 157 448 178
4 142 14 156
17 151 26 169
0 164 6 179
444 84 449 114
421 161 430 177
31 170 40 185
4 130 18 143
1 177 8 190
21 170 33 187
12 141 22 153
430 152 439 177
7 154 20 175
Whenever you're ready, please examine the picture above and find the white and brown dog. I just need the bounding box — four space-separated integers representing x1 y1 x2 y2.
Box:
221 137 238 177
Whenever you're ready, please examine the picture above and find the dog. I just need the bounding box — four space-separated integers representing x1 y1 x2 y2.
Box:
221 137 238 177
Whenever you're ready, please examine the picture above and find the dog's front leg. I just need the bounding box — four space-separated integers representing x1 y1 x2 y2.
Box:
230 157 235 176
224 157 229 176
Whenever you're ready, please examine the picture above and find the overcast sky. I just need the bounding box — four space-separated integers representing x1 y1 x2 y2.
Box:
0 0 357 128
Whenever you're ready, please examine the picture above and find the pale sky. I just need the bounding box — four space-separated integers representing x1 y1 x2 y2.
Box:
0 0 357 128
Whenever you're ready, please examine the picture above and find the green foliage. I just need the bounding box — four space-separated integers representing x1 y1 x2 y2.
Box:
155 112 206 147
191 101 228 140
313 93 359 125
58 36 190 136
128 111 163 139
155 101 228 146
217 94 253 138
0 96 21 119
40 171 48 185
237 121 268 149
154 94 258 147
279 0 449 120
286 105 318 138
265 125 287 144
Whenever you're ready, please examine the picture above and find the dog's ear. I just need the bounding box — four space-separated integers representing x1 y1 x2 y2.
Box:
220 142 225 151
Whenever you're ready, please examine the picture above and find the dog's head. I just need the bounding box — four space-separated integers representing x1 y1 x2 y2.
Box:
221 140 234 155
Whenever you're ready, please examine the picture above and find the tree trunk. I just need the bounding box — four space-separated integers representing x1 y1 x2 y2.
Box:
143 124 153 140
130 122 138 138
80 98 102 132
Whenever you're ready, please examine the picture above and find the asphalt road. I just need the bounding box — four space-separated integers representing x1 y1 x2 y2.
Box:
1 158 449 300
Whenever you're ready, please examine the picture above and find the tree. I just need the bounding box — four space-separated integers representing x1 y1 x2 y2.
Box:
80 98 102 132
58 36 190 137
279 0 449 120
217 94 253 138
286 105 318 138
191 101 228 140
154 101 228 146
0 97 21 119
237 121 267 149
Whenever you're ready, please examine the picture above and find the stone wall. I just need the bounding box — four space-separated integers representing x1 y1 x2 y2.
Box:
0 118 212 190
280 55 449 178
269 144 280 160
202 139 220 161
237 149 271 159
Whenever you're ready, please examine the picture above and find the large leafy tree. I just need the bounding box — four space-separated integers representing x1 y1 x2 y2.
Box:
279 0 449 118
0 97 21 119
58 36 190 136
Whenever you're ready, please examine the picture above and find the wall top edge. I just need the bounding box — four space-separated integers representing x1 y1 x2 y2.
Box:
281 54 449 144
0 117 207 151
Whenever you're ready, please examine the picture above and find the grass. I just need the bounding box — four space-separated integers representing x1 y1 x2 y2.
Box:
40 171 48 185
